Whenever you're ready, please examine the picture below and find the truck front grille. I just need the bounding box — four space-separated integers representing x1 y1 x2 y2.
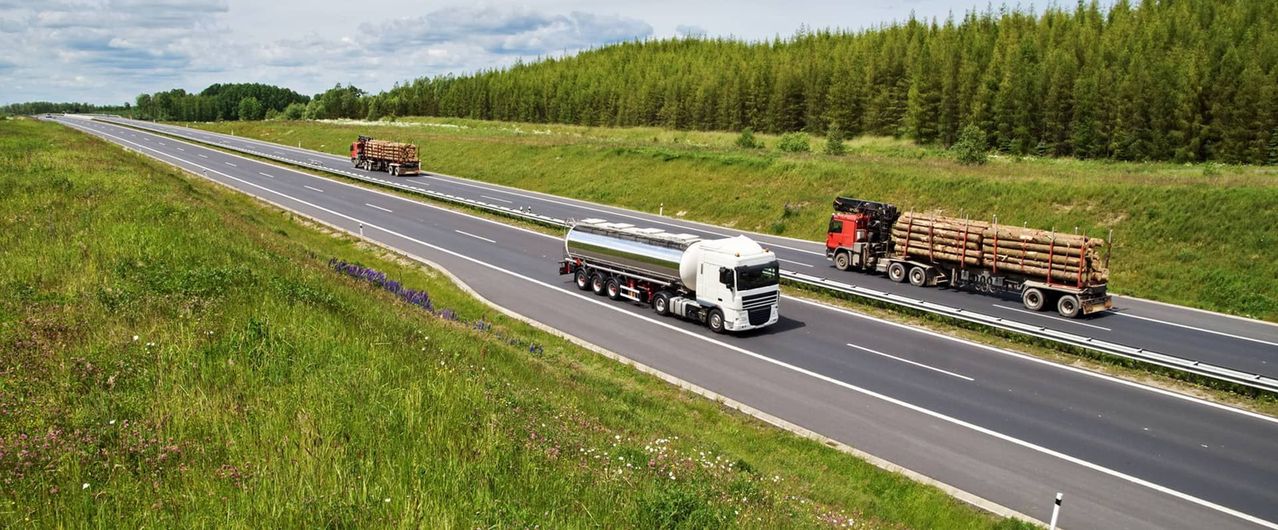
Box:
742 291 779 311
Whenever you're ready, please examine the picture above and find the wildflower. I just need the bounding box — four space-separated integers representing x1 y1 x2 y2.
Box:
82 483 89 490
132 335 138 341
384 498 390 503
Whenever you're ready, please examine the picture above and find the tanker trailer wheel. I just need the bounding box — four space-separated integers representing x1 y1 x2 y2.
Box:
605 277 622 300
1022 288 1047 311
590 273 608 296
652 291 671 316
574 269 591 291
887 262 908 283
1057 294 1082 319
908 266 928 287
707 309 726 334
834 251 851 271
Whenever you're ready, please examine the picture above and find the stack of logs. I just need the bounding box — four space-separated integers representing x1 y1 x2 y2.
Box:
365 139 418 163
891 213 1108 285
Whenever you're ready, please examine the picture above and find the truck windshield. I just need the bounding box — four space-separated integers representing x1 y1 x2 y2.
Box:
736 262 779 290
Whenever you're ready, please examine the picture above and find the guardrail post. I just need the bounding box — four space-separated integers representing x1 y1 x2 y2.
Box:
1048 492 1063 530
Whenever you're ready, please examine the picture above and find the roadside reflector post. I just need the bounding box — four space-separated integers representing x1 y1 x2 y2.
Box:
1048 492 1063 530
359 223 364 237
660 203 664 216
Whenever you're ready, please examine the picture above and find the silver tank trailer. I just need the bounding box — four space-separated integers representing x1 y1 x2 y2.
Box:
565 222 704 287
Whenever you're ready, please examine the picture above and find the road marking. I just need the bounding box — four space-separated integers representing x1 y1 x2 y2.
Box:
177 147 184 151
847 343 974 381
303 185 324 193
994 304 1112 331
778 258 814 268
454 230 495 243
1111 311 1278 348
65 123 1278 529
197 154 208 158
365 203 392 213
481 195 513 204
224 162 237 167
158 142 165 146
258 172 275 179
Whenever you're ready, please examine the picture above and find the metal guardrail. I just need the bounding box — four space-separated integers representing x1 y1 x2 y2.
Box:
97 117 1278 394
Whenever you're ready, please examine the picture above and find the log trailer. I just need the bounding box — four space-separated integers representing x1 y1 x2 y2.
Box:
559 219 780 333
825 197 1112 318
350 135 420 176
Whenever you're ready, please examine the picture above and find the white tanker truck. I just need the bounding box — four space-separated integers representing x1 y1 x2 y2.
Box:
558 219 780 333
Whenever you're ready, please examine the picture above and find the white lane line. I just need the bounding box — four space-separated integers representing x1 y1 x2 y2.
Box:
274 151 284 155
258 172 275 179
197 154 208 158
454 230 496 243
303 185 324 193
994 304 1112 331
778 258 814 268
847 343 974 381
481 195 513 204
61 124 1278 529
224 161 237 167
1111 311 1278 348
158 142 165 146
177 147 184 151
365 203 393 213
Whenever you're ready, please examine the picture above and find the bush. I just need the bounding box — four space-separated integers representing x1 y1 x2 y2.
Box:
281 102 306 120
952 124 988 165
776 132 810 153
734 127 762 149
824 123 846 155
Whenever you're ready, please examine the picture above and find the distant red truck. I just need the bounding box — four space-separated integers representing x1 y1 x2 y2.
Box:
350 135 420 176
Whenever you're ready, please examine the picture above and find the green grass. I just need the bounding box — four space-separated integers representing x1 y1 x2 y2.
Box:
0 119 1034 528
190 117 1278 321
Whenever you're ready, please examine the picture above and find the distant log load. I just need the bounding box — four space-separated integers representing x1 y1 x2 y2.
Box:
892 212 1108 285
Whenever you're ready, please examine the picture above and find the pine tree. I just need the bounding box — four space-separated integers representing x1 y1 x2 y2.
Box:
1267 129 1278 166
824 122 847 155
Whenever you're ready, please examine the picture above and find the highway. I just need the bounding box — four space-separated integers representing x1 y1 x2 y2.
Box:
52 115 1278 529
93 116 1278 384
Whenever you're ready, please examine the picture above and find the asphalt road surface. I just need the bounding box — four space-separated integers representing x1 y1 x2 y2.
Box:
94 116 1278 383
52 115 1278 530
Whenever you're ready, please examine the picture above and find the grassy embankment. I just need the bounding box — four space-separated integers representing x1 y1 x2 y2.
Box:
0 119 1036 528
192 117 1278 322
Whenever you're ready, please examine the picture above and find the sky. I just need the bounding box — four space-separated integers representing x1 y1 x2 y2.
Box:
0 0 987 105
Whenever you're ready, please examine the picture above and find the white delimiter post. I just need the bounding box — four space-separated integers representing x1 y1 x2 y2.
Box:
359 223 364 237
1049 492 1064 530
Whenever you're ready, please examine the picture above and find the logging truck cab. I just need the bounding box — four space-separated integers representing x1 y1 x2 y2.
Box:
825 197 1111 318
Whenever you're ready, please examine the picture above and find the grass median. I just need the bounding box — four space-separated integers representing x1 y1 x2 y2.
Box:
0 118 1034 528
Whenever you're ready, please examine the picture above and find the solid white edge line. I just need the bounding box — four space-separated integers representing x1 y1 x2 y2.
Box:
784 296 1278 426
303 185 324 193
1112 311 1278 348
1114 294 1278 330
454 230 496 243
365 203 393 213
994 304 1113 332
72 120 1278 530
846 343 974 381
92 119 1278 426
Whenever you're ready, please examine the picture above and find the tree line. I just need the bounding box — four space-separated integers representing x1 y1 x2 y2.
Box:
0 101 129 116
132 83 311 122
376 0 1278 164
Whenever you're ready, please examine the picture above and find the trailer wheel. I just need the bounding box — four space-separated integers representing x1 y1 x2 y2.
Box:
652 291 671 316
574 269 591 290
707 309 726 334
590 273 607 296
834 251 851 271
887 262 908 283
1022 288 1047 311
908 266 928 287
1057 294 1082 319
390 166 398 176
605 277 622 300
352 158 360 168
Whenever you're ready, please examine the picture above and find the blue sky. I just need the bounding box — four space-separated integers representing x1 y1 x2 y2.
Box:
0 0 988 105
